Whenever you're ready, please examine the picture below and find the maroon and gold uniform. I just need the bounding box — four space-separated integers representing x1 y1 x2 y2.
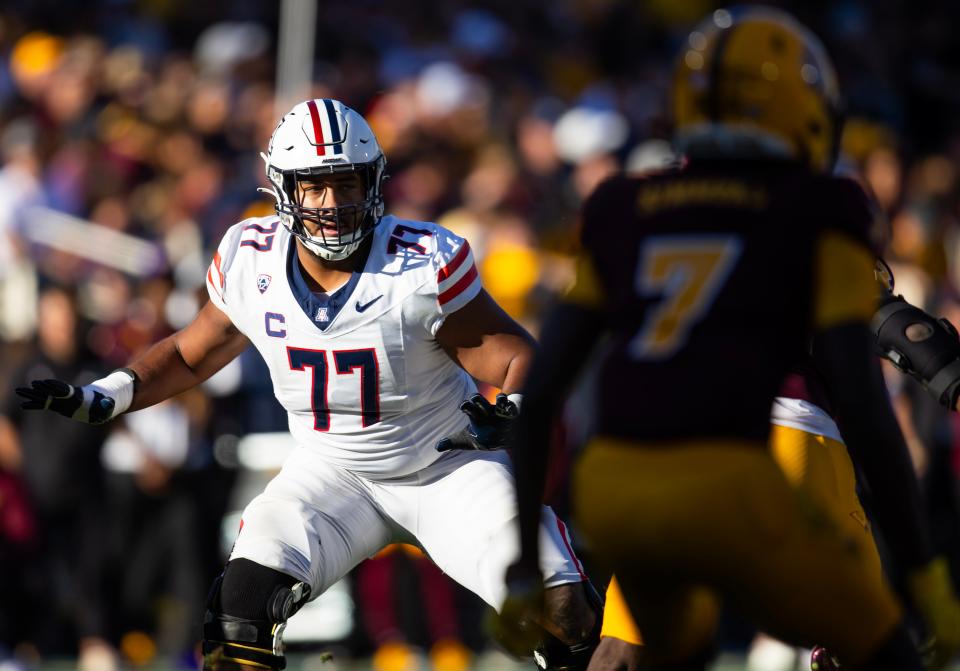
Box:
509 8 950 670
561 161 904 666
568 161 876 443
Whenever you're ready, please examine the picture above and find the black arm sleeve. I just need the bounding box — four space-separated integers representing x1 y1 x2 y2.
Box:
513 302 606 564
812 322 933 573
873 293 960 409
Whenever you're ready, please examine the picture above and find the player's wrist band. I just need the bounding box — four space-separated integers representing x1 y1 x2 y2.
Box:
89 369 138 417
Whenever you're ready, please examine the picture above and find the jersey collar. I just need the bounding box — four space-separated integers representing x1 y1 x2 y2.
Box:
287 240 363 332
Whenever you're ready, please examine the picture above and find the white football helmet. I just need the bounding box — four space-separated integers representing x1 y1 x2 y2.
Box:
261 99 387 261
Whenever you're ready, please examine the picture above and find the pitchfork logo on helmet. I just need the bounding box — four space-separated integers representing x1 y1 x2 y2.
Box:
672 7 842 173
260 99 387 261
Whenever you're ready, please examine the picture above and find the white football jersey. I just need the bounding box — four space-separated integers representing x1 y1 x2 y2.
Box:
206 214 483 479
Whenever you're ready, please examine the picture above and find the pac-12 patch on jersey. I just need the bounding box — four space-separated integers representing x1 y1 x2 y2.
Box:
257 274 272 293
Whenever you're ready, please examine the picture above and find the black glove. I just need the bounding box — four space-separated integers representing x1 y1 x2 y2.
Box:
436 393 520 452
16 379 117 425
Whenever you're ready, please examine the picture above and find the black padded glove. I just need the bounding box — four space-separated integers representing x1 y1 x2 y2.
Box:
436 393 521 452
17 379 118 425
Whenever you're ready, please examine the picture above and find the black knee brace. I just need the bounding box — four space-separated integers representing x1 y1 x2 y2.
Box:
202 559 312 671
534 581 604 671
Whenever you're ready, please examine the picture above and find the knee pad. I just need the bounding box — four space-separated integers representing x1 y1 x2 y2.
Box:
202 558 312 671
534 581 604 671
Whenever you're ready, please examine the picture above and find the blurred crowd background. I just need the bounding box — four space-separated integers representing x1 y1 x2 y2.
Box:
2 0 960 669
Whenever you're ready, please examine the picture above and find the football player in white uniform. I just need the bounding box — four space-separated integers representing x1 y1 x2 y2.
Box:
17 99 601 671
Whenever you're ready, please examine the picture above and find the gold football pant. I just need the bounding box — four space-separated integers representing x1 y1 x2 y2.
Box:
599 425 885 646
578 437 900 667
769 424 883 585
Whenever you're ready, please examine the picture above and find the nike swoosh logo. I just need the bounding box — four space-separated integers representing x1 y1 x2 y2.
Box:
356 295 383 313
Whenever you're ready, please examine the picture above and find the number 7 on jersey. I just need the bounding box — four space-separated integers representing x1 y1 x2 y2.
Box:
628 235 742 360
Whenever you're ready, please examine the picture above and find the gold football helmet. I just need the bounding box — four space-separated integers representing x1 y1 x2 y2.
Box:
672 7 841 172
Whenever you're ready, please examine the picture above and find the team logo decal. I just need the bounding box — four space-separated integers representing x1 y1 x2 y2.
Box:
315 306 330 323
257 274 272 293
356 295 383 313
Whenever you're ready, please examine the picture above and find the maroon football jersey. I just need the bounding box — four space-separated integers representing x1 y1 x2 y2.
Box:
577 159 876 442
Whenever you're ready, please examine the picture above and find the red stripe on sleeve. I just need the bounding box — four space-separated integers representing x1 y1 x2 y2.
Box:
437 241 471 284
438 263 478 306
213 251 224 288
207 268 222 300
306 100 326 157
555 518 587 580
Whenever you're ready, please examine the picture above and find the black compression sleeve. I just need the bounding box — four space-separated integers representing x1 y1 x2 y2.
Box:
812 322 933 573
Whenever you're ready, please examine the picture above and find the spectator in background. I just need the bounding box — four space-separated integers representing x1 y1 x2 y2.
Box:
0 284 116 670
0 118 42 343
5 0 960 665
96 276 217 665
100 390 210 666
356 544 472 671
